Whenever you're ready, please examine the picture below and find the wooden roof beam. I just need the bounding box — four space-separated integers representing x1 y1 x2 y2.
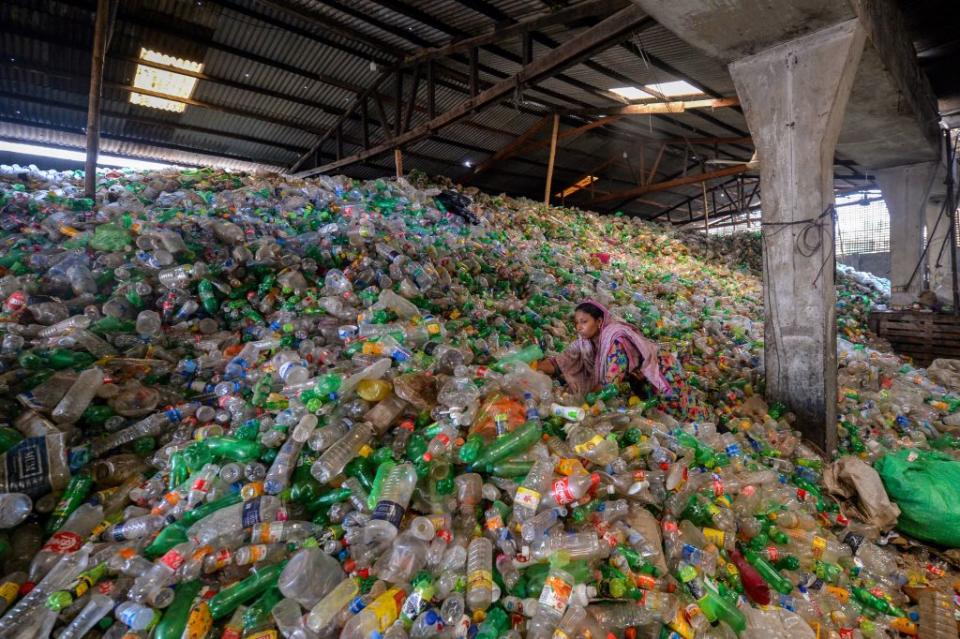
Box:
572 97 739 117
294 5 650 177
589 163 753 205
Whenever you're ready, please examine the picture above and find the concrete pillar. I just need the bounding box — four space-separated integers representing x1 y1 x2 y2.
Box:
729 20 866 453
877 162 937 306
926 195 952 303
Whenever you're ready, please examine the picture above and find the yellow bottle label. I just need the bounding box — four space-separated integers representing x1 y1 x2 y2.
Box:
0 582 18 604
701 527 726 548
825 585 849 603
182 601 212 639
245 632 278 639
555 458 585 476
573 434 604 455
365 588 406 631
669 608 695 639
889 617 918 635
468 569 493 590
514 487 542 511
811 536 827 560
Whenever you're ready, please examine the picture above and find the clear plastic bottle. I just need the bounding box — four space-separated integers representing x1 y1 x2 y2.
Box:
512 458 554 523
187 495 282 545
29 503 102 583
115 600 159 630
265 414 318 494
364 463 418 548
51 367 103 424
306 577 359 633
310 422 375 483
339 587 407 639
521 508 566 543
277 547 344 609
0 494 32 529
58 593 115 639
527 567 575 639
466 537 493 612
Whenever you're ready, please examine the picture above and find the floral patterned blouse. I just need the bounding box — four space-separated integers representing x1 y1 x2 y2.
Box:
604 336 640 385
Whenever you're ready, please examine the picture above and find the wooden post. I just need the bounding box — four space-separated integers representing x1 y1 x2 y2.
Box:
544 113 560 204
336 124 343 160
394 148 403 178
646 144 666 185
701 177 710 236
84 0 112 198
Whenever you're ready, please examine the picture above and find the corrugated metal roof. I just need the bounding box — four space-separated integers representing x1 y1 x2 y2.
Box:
0 0 830 219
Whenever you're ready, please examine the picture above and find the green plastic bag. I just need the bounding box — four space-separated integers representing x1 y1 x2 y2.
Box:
875 448 960 547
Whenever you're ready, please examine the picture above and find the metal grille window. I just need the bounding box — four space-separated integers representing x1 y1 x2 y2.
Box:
835 190 889 256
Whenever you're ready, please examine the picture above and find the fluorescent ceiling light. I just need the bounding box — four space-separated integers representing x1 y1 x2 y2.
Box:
642 80 703 98
130 48 203 113
0 140 177 171
609 86 649 100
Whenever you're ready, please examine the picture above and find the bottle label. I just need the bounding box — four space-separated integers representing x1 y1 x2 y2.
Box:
252 522 283 544
766 545 780 562
514 487 542 511
551 478 576 505
208 548 231 571
467 569 492 591
366 588 405 631
0 581 19 604
538 575 572 615
811 536 827 560
159 549 186 571
242 544 267 564
245 632 278 639
3 436 53 497
701 527 725 548
573 434 604 455
41 531 82 554
182 602 212 639
241 497 265 528
485 511 504 532
372 500 405 528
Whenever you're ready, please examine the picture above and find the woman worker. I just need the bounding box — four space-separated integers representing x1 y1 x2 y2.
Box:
537 299 672 398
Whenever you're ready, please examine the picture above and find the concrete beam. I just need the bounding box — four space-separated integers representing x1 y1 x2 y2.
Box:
629 0 939 171
730 20 866 453
847 0 941 153
876 161 938 305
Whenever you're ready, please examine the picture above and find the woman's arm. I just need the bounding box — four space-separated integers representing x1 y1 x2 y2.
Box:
536 359 556 375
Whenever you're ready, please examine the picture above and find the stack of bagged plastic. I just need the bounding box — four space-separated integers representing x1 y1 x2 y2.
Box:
0 161 957 639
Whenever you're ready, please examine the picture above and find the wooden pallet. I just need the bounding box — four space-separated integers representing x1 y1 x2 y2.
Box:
868 311 960 367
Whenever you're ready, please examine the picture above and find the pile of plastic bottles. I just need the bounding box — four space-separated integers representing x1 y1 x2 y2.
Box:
0 161 957 639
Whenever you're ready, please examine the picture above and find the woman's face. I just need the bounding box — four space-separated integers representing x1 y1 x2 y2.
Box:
574 310 602 340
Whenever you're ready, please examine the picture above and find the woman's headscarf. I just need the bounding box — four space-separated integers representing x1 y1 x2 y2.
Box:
551 299 671 397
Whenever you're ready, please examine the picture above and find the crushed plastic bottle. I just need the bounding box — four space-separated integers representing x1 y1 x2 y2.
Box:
0 162 956 639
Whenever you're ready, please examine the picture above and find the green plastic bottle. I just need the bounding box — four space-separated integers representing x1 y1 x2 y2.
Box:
742 547 794 594
472 421 542 470
154 580 203 639
46 473 93 535
208 561 286 620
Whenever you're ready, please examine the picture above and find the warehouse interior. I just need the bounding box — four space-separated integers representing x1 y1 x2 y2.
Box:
3 0 960 637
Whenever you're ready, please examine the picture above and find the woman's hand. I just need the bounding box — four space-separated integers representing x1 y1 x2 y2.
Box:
537 359 556 376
